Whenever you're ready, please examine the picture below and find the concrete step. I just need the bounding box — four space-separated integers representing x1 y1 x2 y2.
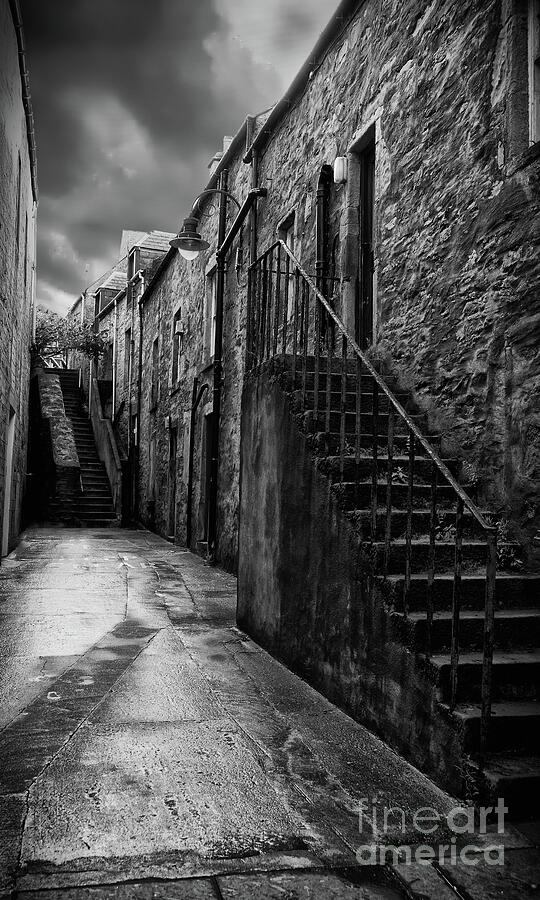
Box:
310 431 442 455
479 754 540 818
319 454 460 482
432 651 540 703
334 480 477 511
403 609 540 652
305 409 428 436
371 540 523 574
292 388 416 415
347 508 489 541
379 573 540 611
451 702 540 754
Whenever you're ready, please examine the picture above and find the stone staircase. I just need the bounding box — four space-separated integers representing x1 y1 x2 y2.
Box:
283 356 540 815
58 369 117 527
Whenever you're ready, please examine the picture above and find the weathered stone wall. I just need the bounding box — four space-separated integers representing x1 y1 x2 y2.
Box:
0 0 36 554
29 371 80 523
135 148 252 569
238 367 468 796
252 0 539 539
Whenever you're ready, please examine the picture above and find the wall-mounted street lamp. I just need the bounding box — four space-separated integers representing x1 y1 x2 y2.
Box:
171 176 267 561
170 217 210 260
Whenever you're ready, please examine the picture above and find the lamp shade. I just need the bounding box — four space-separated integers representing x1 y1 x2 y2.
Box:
169 217 210 259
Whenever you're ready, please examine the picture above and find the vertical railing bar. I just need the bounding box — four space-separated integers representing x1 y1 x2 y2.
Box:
355 357 362 465
339 334 347 483
265 248 273 361
355 355 362 527
403 430 415 616
480 531 497 760
260 254 268 362
255 259 262 366
302 282 309 410
282 252 290 358
371 382 379 538
246 264 253 370
273 243 281 358
450 497 464 711
326 331 333 434
292 268 299 382
384 406 394 575
314 289 321 417
426 463 438 658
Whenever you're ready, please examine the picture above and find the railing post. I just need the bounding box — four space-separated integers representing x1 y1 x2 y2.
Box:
426 463 438 658
480 530 497 759
273 243 281 358
450 497 464 711
403 430 415 616
282 252 290 358
384 406 394 574
371 382 379 536
339 334 347 483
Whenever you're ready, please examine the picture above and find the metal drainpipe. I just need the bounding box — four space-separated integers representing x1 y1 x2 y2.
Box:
206 170 229 560
112 294 118 413
134 291 144 520
186 377 209 548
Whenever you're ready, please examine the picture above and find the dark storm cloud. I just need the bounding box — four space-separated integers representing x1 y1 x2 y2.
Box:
21 0 331 311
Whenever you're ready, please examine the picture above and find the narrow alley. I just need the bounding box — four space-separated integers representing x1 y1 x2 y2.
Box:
0 528 537 899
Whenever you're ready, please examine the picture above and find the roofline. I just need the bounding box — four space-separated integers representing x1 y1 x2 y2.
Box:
139 115 253 307
8 0 38 203
244 0 362 163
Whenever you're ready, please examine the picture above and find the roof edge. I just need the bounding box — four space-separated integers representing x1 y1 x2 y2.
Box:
244 0 362 163
8 0 38 203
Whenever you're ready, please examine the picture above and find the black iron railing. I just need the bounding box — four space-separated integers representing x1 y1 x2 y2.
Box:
247 240 497 756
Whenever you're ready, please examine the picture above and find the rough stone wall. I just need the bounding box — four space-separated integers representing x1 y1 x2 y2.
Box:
252 0 539 539
135 148 251 569
0 0 36 554
238 368 469 797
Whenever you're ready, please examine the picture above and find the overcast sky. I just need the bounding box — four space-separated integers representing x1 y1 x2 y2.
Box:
21 0 333 314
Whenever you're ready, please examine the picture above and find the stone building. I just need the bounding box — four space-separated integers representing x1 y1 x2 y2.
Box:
0 0 37 557
68 0 539 803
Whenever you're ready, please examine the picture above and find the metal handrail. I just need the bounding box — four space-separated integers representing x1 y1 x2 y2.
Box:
261 241 496 535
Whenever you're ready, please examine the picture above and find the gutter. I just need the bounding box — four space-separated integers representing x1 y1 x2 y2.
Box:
8 0 38 203
244 0 361 164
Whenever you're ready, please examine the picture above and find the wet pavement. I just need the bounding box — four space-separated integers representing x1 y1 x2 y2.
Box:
0 527 538 899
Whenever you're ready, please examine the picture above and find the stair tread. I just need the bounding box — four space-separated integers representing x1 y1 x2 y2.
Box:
383 572 540 581
482 755 540 779
432 651 540 666
454 701 540 720
406 609 540 621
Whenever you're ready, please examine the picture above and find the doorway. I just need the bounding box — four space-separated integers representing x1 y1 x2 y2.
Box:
2 407 16 557
199 412 213 541
356 128 376 348
168 425 177 538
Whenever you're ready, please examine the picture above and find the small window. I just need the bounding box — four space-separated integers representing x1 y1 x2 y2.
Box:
171 310 183 386
151 337 159 408
124 327 132 389
278 211 295 258
529 0 540 143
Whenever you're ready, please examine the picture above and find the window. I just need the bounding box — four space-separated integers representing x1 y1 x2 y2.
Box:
171 310 183 386
278 211 295 257
151 337 159 408
15 153 21 270
124 327 132 390
206 268 217 357
529 0 540 143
